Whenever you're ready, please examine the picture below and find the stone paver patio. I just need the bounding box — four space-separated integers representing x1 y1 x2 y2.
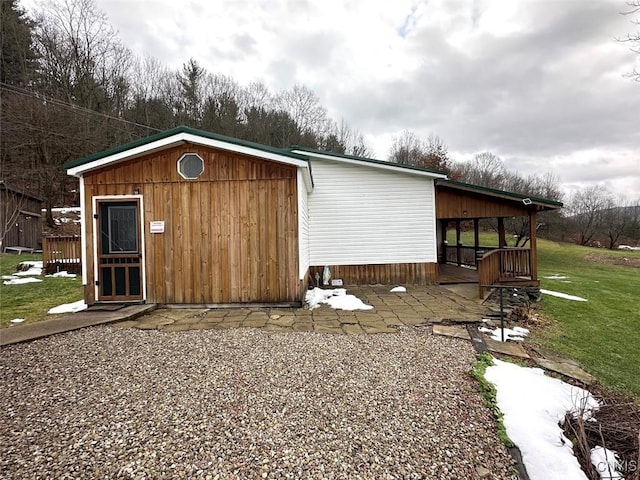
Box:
117 285 490 334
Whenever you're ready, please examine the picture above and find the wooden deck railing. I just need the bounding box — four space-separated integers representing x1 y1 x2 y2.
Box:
444 245 498 267
477 248 532 298
42 236 82 274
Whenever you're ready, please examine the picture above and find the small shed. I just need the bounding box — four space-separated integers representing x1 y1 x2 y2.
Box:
0 181 43 252
65 127 313 305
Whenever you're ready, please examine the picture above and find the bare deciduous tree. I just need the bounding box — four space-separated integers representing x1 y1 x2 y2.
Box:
389 130 424 165
275 85 328 143
453 152 507 187
602 197 640 249
34 0 131 112
567 186 613 246
389 131 450 171
621 0 640 81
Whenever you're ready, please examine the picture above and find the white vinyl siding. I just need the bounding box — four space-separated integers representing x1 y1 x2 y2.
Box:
297 169 310 278
308 158 437 265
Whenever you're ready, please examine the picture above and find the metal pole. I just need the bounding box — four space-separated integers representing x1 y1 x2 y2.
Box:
500 287 505 342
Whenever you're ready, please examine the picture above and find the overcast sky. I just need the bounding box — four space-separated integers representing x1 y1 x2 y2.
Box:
25 0 640 200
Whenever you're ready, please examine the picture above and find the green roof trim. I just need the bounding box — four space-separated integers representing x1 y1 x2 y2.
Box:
288 145 448 176
64 125 310 170
437 179 563 208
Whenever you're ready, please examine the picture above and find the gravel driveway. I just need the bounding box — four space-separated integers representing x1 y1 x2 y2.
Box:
0 327 514 479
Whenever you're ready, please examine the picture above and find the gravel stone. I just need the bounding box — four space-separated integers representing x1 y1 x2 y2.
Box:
0 327 514 479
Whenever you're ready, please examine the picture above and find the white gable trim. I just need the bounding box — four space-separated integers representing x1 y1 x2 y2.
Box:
68 132 313 190
291 150 447 180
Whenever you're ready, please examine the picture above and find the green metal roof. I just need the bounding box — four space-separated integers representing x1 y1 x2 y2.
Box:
288 145 448 176
437 179 563 208
64 125 310 170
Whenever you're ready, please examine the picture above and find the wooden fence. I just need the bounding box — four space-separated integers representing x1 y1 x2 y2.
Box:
42 236 82 274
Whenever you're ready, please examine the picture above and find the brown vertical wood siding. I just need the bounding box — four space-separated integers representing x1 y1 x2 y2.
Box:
436 187 530 219
82 143 300 304
309 262 438 286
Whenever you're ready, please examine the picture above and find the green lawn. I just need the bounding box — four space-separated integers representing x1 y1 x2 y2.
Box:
446 230 640 398
0 253 83 328
534 240 640 399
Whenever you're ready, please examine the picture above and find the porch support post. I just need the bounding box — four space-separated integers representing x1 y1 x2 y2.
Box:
498 217 506 248
440 220 448 263
529 210 538 281
455 220 461 266
473 218 480 261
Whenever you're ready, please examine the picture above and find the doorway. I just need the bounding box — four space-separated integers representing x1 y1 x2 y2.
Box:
96 199 143 302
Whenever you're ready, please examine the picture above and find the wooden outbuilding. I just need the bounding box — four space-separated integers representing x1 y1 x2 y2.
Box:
66 126 561 305
0 180 43 253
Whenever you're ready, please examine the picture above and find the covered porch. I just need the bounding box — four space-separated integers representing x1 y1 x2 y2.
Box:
435 180 562 298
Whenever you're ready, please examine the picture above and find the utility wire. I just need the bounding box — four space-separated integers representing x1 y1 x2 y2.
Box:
0 82 163 133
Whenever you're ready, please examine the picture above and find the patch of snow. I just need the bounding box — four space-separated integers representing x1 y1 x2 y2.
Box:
45 271 77 278
10 318 25 324
390 286 406 293
1 275 18 280
15 261 43 276
484 358 600 480
3 277 43 285
540 289 587 302
49 207 81 214
545 274 570 280
478 326 529 342
47 300 87 315
590 446 624 480
305 287 373 311
618 244 640 251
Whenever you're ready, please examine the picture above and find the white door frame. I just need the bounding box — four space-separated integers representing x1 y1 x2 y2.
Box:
92 195 146 302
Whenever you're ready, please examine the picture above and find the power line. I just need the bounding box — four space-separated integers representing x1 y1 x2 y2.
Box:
0 82 163 133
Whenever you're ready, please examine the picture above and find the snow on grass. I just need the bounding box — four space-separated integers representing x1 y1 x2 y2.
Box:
590 446 624 480
3 277 42 285
540 289 587 302
47 300 87 315
10 318 25 324
478 326 529 342
15 261 43 276
45 271 77 278
305 287 373 311
544 274 570 280
390 286 406 293
618 245 640 251
484 358 600 480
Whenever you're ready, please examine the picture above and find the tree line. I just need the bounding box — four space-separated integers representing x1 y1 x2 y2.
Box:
388 134 639 249
2 0 638 249
1 0 370 225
